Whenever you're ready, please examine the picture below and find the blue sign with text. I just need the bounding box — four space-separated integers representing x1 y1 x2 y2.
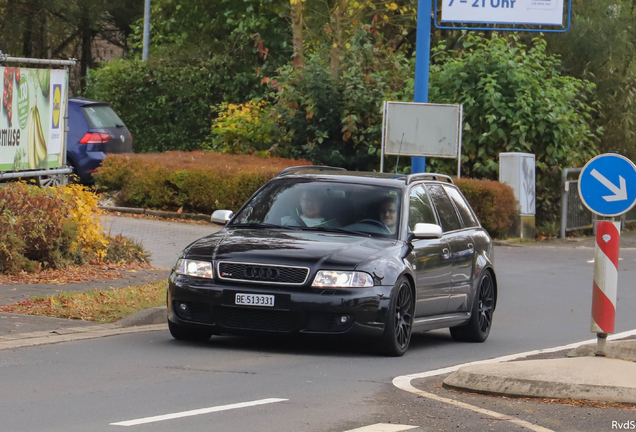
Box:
578 154 636 217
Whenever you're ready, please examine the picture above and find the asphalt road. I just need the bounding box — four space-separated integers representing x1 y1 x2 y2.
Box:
2 221 636 431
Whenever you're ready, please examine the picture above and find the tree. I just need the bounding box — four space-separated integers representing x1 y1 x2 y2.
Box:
0 0 144 90
545 0 636 162
428 34 601 222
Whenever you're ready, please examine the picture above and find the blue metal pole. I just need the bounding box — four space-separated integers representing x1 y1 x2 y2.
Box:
411 0 432 174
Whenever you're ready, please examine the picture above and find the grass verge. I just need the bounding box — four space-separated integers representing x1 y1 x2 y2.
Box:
0 281 166 323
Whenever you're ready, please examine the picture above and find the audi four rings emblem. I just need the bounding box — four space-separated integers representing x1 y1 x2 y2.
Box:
244 266 280 280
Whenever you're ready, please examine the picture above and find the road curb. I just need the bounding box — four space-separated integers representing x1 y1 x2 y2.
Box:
117 307 168 327
0 323 167 351
442 356 636 404
493 240 525 247
100 205 212 222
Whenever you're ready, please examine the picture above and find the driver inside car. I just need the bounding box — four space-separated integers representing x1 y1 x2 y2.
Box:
281 190 340 227
379 197 399 234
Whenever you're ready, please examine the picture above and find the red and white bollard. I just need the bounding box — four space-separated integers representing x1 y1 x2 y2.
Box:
591 220 621 356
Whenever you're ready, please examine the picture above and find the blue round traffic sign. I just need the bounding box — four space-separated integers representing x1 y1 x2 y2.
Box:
578 154 636 217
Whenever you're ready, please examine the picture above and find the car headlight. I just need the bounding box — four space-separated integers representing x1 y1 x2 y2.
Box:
174 259 214 279
312 271 374 288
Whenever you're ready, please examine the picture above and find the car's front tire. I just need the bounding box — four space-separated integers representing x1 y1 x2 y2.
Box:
379 276 414 356
450 270 495 342
168 320 213 342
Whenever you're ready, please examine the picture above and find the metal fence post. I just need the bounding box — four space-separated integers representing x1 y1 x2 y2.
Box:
561 169 569 238
561 167 583 238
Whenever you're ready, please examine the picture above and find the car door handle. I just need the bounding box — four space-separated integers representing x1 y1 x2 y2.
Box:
467 243 474 250
442 248 450 257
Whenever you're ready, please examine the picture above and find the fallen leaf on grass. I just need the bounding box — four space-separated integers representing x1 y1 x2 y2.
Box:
0 262 153 286
0 281 167 323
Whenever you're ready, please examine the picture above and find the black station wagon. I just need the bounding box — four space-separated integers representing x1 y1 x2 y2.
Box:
167 167 497 356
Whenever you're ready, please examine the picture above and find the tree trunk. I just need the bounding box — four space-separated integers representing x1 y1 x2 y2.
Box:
329 0 346 79
22 14 33 57
290 0 304 65
78 2 94 90
80 29 92 89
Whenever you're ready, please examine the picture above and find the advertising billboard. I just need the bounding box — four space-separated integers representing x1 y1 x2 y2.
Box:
0 67 68 172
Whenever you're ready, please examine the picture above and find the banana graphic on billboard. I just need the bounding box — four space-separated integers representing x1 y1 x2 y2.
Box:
27 96 47 169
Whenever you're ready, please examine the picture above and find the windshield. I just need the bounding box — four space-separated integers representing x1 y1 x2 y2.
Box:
230 179 402 239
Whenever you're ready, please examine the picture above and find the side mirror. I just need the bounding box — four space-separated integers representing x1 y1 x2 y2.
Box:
411 223 443 240
211 210 233 225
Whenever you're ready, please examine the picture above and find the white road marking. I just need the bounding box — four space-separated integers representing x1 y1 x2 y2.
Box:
110 398 288 427
343 424 418 432
393 328 636 432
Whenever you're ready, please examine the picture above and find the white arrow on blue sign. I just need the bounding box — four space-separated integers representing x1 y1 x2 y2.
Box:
578 153 636 217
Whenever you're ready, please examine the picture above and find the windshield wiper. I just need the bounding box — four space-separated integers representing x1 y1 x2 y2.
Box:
230 223 297 230
300 226 371 237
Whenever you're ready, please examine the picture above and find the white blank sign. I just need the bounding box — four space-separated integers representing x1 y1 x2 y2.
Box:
383 102 462 158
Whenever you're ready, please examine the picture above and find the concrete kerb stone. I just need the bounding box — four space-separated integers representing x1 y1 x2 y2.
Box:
0 323 167 351
567 340 636 362
117 306 168 328
443 356 636 404
100 205 212 222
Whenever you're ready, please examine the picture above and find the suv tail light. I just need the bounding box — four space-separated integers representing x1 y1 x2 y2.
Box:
79 133 111 144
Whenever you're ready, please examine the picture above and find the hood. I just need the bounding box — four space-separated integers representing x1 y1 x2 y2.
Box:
184 228 396 271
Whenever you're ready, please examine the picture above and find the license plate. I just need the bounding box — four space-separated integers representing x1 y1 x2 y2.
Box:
235 293 275 307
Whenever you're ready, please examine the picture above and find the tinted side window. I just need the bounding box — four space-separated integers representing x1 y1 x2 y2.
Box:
408 185 437 230
427 185 461 232
444 186 479 228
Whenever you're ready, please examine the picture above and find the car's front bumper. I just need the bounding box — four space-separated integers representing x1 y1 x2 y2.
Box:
167 273 393 338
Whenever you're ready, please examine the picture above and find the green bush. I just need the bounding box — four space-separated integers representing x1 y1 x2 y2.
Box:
84 57 263 153
0 183 149 274
94 151 312 213
428 34 601 224
455 178 518 238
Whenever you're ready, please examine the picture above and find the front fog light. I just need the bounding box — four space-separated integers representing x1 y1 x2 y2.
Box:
174 259 214 279
312 271 374 288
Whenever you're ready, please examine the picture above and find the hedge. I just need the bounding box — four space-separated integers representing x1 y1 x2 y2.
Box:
455 178 518 238
96 152 518 238
94 152 312 214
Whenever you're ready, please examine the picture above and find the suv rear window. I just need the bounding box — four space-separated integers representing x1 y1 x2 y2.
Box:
81 105 125 128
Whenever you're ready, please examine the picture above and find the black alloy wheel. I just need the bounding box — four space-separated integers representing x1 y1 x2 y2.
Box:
450 271 495 342
380 277 414 356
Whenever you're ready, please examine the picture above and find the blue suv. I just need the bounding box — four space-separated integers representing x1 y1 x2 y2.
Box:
66 97 132 183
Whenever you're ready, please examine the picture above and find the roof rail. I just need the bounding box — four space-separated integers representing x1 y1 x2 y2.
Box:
406 173 454 185
277 166 347 177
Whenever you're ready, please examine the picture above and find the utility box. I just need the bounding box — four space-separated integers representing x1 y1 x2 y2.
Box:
499 152 536 239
